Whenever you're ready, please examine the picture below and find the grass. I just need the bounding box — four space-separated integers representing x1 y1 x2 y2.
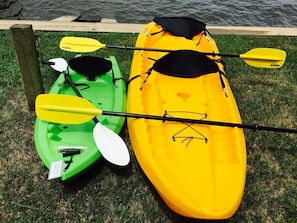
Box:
0 29 296 223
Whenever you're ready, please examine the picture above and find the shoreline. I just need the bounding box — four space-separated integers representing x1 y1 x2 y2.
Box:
1 16 297 36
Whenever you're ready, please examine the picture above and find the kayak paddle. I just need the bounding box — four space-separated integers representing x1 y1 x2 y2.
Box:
46 58 130 167
36 94 297 134
59 36 286 68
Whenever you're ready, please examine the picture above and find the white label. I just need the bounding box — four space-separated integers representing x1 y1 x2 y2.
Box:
48 160 64 180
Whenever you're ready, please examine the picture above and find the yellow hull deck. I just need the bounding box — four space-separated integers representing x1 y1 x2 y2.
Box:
127 18 246 219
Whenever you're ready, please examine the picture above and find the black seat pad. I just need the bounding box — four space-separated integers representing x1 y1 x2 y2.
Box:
152 50 219 78
153 17 206 39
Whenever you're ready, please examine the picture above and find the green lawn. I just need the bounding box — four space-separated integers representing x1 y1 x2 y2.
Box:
0 29 296 222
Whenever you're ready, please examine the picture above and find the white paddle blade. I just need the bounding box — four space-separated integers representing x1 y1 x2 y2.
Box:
49 58 68 72
93 123 130 166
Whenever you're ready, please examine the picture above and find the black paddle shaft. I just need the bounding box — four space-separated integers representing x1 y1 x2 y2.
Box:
106 45 240 58
102 110 297 134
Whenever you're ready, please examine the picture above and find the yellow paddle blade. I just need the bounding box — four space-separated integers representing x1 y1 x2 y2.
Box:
240 48 286 68
36 94 102 124
59 37 106 53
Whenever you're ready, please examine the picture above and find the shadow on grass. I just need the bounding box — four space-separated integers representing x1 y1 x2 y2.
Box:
62 157 133 193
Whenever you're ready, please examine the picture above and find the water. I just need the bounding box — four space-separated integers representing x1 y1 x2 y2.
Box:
2 0 297 27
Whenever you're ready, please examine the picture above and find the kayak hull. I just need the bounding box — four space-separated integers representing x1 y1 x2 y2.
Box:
127 19 246 219
34 56 126 181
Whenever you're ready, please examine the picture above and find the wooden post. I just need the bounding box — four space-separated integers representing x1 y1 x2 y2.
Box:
10 24 44 111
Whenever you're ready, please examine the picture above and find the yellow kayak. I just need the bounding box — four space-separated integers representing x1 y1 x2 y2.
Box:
127 17 246 219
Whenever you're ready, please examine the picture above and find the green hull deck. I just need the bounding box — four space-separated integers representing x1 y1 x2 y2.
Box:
34 56 126 181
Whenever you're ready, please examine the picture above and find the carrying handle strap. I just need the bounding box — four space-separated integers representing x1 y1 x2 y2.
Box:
148 28 165 36
140 68 153 90
219 70 228 97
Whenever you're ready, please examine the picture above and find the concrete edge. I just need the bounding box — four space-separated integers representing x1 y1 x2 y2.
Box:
1 18 297 36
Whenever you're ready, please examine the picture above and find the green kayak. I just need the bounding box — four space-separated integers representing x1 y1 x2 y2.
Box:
34 56 126 181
